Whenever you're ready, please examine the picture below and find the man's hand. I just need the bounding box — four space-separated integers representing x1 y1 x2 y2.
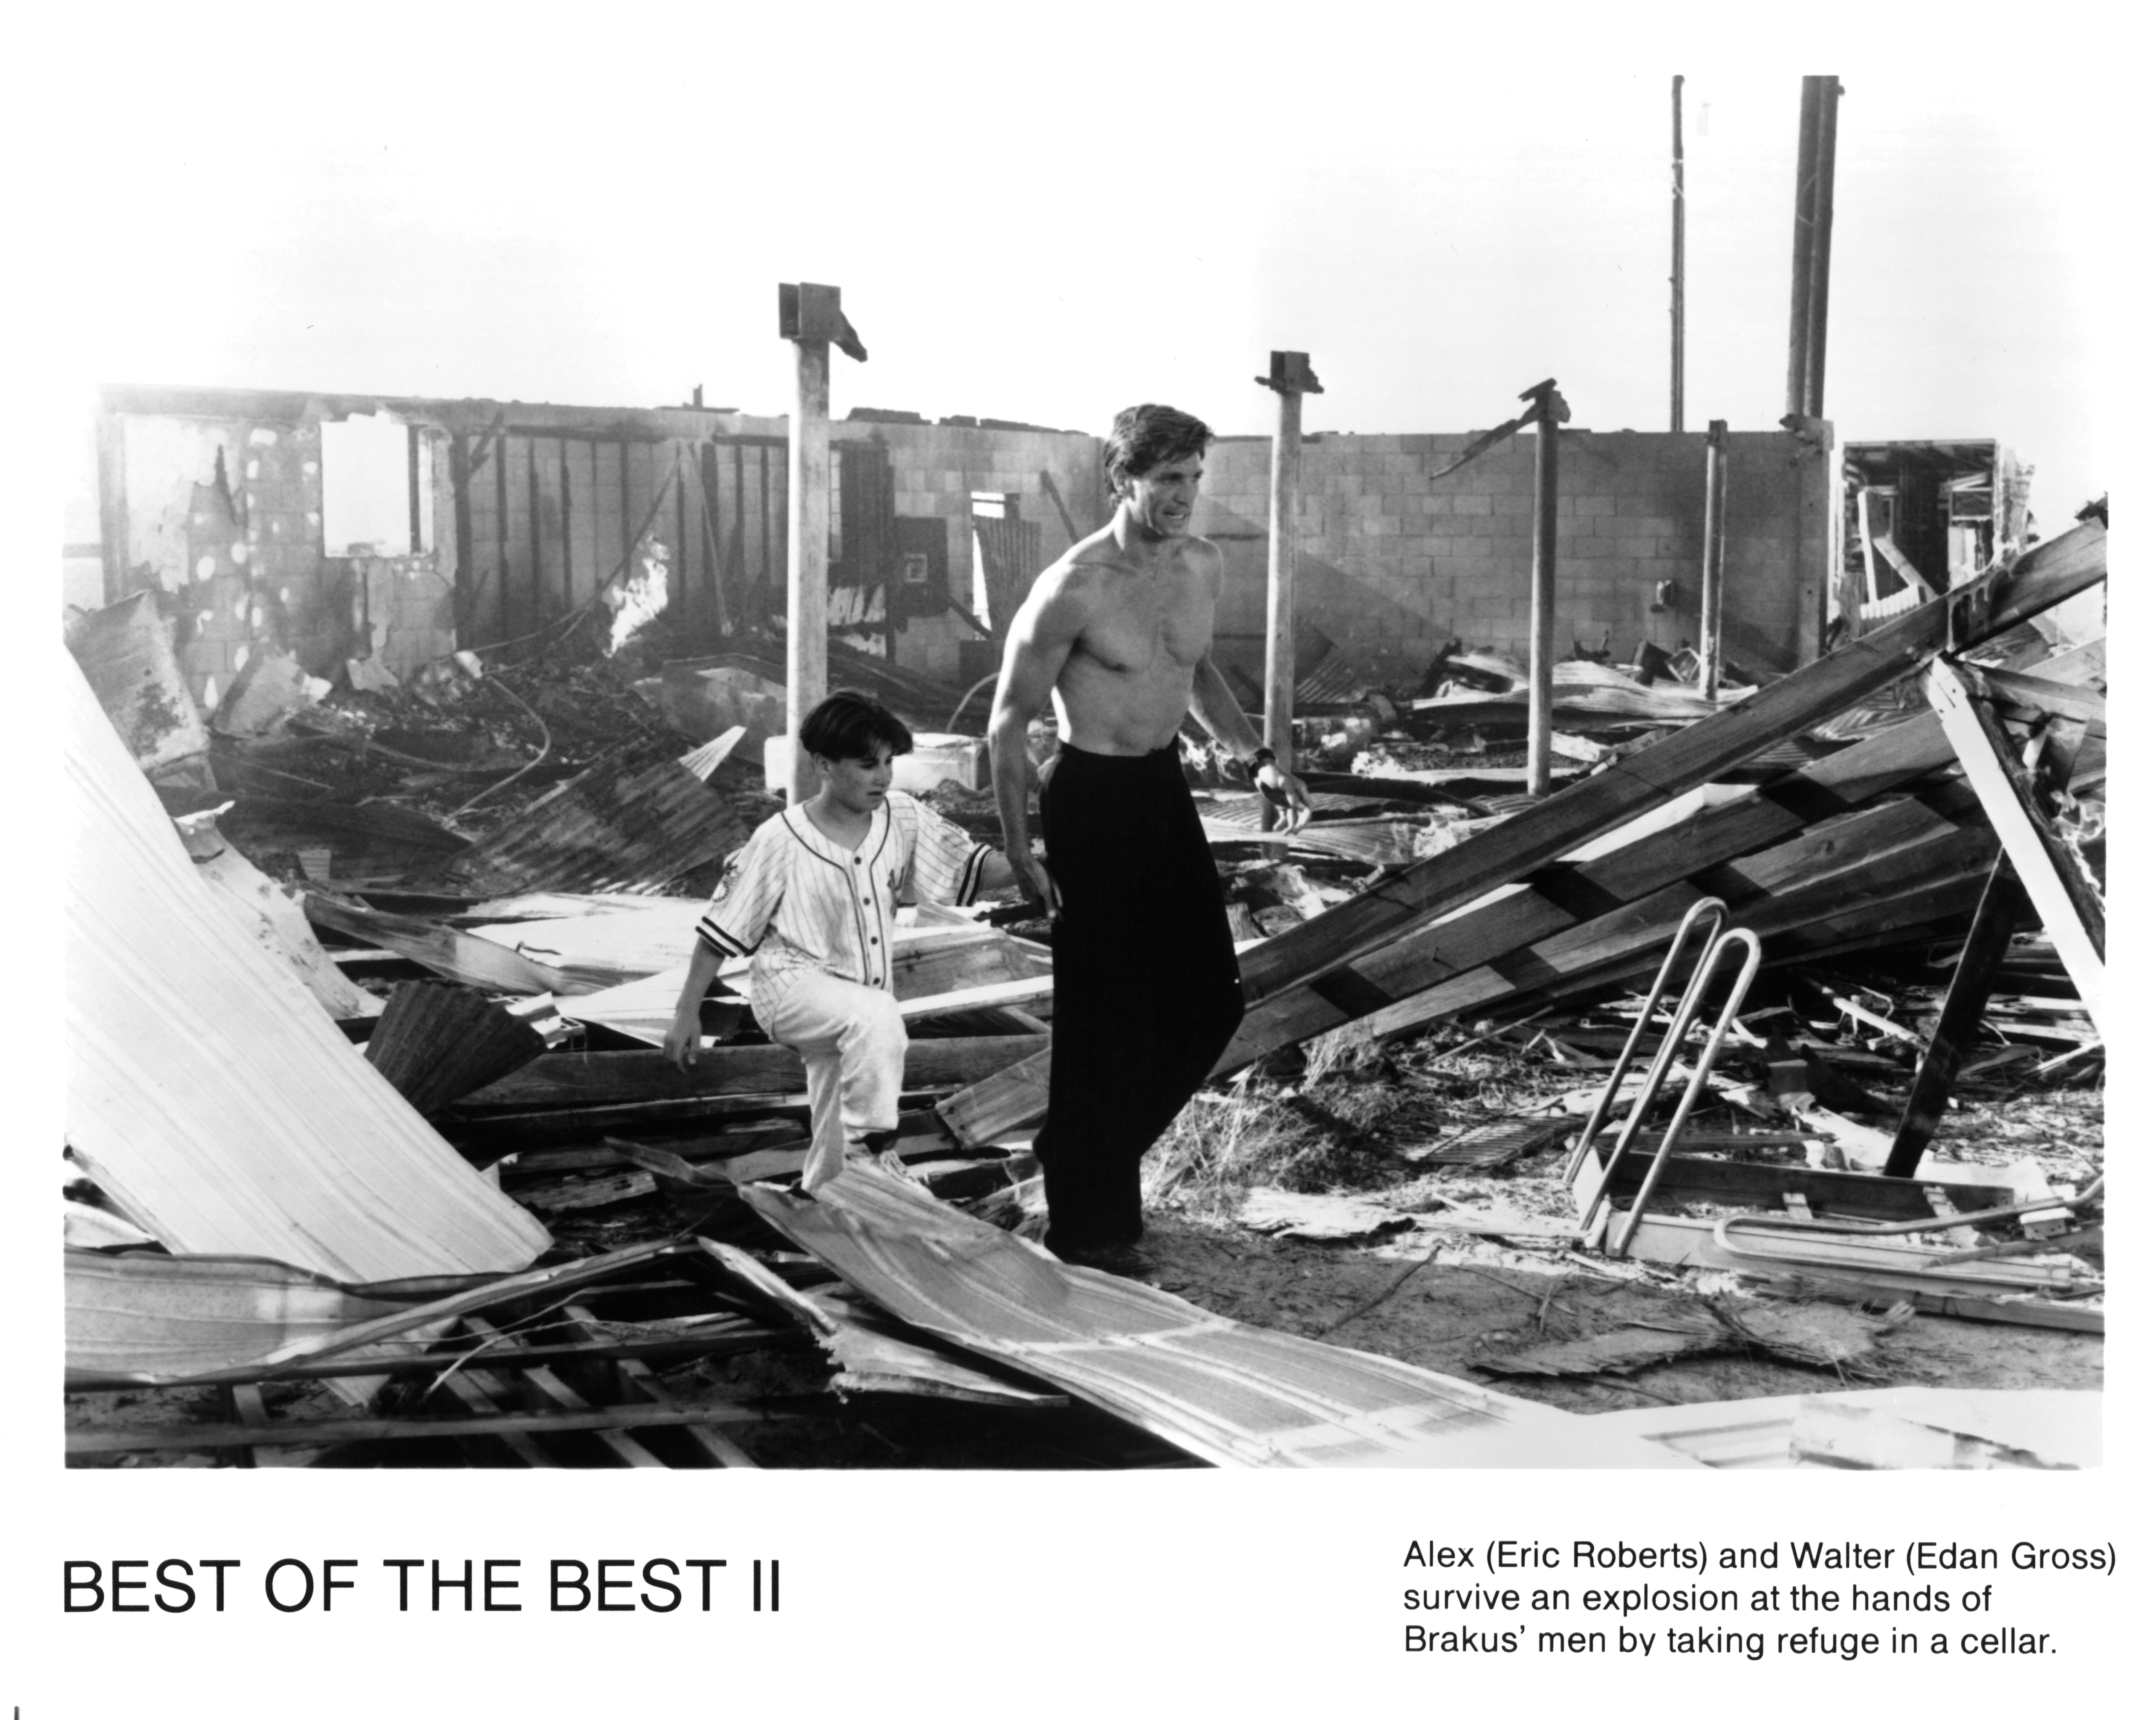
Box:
1008 844 1062 920
1257 760 1313 833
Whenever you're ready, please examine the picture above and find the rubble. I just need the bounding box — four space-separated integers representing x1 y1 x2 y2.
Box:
61 516 2105 1469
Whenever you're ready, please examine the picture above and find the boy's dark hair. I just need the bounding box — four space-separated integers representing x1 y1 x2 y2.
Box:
799 688 913 762
1103 403 1212 498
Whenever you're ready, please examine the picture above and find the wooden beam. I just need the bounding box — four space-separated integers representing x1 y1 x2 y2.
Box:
455 1037 1040 1111
565 1302 757 1468
1218 715 1963 1070
1884 854 2023 1178
1258 352 1319 831
1698 420 1728 699
68 1400 796 1458
1235 521 2104 1006
784 320 831 804
1924 659 2105 1036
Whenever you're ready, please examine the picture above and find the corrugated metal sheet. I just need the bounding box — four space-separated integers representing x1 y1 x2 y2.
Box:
739 1165 1699 1468
64 653 551 1281
419 756 754 897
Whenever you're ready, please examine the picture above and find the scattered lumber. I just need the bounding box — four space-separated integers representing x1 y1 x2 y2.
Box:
364 981 549 1112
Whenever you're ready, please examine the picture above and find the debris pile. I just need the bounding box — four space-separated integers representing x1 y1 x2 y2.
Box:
62 521 2104 1469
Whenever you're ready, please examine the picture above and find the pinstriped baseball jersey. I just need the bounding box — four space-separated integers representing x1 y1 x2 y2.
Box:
696 789 992 997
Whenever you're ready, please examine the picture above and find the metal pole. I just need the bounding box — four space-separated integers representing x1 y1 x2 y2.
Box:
1261 386 1302 831
786 336 830 804
1698 418 1728 700
1527 390 1559 797
1802 77 1843 418
1670 74 1685 434
1784 77 1824 422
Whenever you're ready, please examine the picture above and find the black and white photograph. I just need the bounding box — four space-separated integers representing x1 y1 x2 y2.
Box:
17 7 2138 1710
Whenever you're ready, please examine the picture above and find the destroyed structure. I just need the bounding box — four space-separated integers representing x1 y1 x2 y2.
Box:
63 155 2104 1469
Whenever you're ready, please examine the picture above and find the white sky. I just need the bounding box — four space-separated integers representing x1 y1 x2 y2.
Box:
52 10 2116 526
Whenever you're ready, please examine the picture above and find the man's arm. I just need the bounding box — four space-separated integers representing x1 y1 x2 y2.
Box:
987 567 1090 916
1188 651 1312 830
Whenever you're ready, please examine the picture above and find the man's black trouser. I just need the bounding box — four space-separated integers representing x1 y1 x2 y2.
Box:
1034 743 1244 1252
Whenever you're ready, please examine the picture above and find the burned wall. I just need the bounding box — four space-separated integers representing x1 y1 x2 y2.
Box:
92 391 461 707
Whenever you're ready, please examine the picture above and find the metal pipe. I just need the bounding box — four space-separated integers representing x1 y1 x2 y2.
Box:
1607 928 1763 1257
1575 902 1736 1239
1697 418 1729 699
1670 74 1686 434
1526 394 1559 796
1561 895 1729 1183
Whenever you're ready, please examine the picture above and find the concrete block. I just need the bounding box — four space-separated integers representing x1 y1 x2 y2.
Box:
1575 495 1615 517
1452 492 1493 516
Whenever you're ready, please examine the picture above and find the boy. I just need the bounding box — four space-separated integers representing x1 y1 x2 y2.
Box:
663 690 1011 1191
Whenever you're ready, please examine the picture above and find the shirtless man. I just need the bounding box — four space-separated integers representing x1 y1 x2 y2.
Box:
989 403 1309 1264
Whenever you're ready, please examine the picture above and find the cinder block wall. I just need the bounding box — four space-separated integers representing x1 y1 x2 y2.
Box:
837 421 1105 684
1198 427 1829 681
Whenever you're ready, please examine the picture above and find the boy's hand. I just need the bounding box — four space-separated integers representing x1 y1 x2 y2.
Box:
662 1012 701 1071
1008 844 1062 921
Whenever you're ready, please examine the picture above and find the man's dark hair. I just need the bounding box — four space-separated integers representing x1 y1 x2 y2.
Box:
1103 403 1212 498
799 688 913 762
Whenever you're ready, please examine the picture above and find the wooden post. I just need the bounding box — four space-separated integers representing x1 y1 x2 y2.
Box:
1923 658 2106 1038
95 409 130 604
777 283 867 804
785 338 828 803
1524 380 1566 797
1882 854 2024 1178
1670 74 1685 434
1256 351 1323 830
1802 78 1843 418
1784 77 1824 421
1697 418 1728 700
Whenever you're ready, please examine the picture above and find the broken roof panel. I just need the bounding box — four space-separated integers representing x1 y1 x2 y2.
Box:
63 653 551 1281
738 1165 1697 1468
406 754 753 897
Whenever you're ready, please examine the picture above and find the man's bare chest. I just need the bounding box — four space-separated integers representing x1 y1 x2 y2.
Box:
1075 573 1215 676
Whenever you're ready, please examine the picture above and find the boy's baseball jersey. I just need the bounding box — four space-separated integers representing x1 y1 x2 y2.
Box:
696 789 992 996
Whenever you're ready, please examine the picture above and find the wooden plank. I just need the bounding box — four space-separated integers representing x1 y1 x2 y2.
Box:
68 1400 792 1458
1924 659 2106 1036
463 1315 664 1467
937 1047 1051 1149
434 1363 555 1466
1359 819 1997 1040
305 893 581 995
457 1037 1040 1111
1235 521 2103 1006
1597 1151 2022 1220
1884 854 2023 1177
565 1302 757 1468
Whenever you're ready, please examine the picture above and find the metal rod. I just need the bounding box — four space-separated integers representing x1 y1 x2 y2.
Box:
1261 375 1305 831
786 336 831 804
1670 74 1685 434
1607 928 1763 1257
1526 394 1559 796
1697 418 1729 699
1561 895 1730 1183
